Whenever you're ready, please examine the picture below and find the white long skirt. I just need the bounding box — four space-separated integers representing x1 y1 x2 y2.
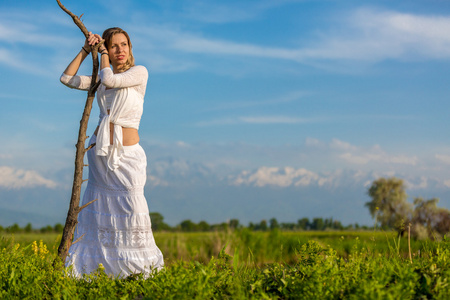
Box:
66 135 164 278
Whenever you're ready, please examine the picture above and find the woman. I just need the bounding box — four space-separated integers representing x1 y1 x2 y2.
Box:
60 27 164 277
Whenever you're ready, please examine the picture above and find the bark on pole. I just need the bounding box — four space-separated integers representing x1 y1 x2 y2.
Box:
55 0 103 265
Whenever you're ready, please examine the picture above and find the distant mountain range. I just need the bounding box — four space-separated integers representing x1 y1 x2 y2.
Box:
1 157 449 228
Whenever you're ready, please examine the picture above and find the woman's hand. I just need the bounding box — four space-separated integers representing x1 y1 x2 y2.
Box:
84 32 105 52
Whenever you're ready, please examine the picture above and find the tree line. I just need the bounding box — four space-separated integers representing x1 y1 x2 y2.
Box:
0 223 64 234
0 215 365 234
2 177 448 238
149 214 353 232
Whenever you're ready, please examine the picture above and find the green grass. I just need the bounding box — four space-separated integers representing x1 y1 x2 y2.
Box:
2 230 435 266
1 230 449 299
4 233 62 252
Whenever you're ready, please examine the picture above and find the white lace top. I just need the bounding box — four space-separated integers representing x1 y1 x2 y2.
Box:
60 65 148 171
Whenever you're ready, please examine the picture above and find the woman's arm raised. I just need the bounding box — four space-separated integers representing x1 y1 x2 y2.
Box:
60 32 101 90
62 33 96 76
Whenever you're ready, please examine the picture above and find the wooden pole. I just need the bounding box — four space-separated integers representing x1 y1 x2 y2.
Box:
408 223 413 264
55 0 103 265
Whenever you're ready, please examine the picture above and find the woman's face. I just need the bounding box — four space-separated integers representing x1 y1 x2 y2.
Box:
108 33 130 70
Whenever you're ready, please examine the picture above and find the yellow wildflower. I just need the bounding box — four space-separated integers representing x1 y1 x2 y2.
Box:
32 241 38 255
39 240 49 258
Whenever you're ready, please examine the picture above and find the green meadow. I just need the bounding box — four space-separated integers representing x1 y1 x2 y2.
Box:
1 230 450 299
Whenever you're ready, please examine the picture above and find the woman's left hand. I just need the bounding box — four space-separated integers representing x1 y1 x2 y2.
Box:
87 32 100 45
87 32 106 51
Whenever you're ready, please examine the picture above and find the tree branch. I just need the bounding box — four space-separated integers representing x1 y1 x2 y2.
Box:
56 0 88 37
85 143 96 152
77 198 98 214
72 233 86 245
55 0 103 266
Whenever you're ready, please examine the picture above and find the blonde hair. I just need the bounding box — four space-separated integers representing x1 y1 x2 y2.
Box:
102 27 135 72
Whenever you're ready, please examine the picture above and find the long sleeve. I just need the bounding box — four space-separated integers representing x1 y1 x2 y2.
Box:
96 88 136 171
60 73 95 91
95 65 148 172
100 66 148 89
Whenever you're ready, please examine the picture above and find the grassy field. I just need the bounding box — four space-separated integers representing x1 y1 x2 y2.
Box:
2 229 432 265
1 230 449 299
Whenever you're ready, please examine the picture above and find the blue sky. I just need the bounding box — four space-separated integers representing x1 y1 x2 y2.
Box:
1 0 450 226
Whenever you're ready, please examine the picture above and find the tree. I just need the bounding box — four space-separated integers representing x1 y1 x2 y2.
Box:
229 219 240 230
259 220 268 231
366 177 412 231
281 222 296 230
211 222 228 231
7 223 20 234
54 223 64 233
413 197 450 238
24 223 33 233
41 225 54 233
413 198 439 233
197 221 210 232
248 222 255 230
269 218 280 230
434 210 450 236
297 218 309 230
150 212 171 231
324 218 333 229
180 220 196 232
332 220 344 230
311 218 325 231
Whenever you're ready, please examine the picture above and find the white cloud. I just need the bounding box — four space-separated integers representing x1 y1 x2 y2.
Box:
132 8 450 75
196 115 317 126
339 151 418 166
137 52 197 73
0 166 57 189
143 138 433 178
240 116 310 124
317 139 418 166
305 137 321 147
180 1 260 24
203 90 308 112
405 176 428 190
230 165 447 191
295 9 450 62
133 24 301 63
0 21 72 46
330 139 358 151
5 6 450 77
171 35 300 59
339 153 374 165
146 174 169 188
177 0 305 24
175 141 191 148
0 48 38 72
195 117 240 127
389 155 418 165
233 166 330 188
435 154 450 164
0 14 76 75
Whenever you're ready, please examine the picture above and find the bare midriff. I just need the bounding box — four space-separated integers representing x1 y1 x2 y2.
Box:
94 125 139 146
94 110 139 146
